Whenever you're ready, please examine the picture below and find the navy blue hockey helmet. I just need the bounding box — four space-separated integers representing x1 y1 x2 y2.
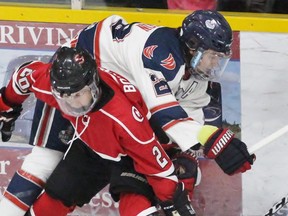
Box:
50 47 101 117
180 10 233 81
180 10 232 54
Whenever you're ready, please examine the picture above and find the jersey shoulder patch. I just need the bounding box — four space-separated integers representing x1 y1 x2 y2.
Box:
142 27 185 81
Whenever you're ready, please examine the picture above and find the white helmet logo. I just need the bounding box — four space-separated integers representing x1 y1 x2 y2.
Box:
132 106 144 122
205 19 217 29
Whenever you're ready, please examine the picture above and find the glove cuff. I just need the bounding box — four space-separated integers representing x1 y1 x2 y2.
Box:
204 128 235 159
197 125 218 146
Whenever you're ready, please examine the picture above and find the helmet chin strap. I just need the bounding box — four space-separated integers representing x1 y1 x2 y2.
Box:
183 49 194 69
184 67 210 82
183 67 193 81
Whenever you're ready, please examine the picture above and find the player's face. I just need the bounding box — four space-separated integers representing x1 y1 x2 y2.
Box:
198 50 224 73
53 85 97 117
189 49 231 81
63 86 93 109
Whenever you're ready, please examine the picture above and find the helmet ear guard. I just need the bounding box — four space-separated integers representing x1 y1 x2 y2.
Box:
184 34 199 51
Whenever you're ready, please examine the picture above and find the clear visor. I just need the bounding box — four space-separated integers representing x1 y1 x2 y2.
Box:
190 49 231 81
52 82 100 117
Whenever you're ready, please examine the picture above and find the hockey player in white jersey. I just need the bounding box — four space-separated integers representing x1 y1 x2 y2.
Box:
73 12 226 148
0 10 255 216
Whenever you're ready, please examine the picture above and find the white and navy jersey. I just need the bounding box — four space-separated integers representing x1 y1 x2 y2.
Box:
67 15 210 151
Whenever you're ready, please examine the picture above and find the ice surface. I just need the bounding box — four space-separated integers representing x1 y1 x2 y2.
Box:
241 32 288 215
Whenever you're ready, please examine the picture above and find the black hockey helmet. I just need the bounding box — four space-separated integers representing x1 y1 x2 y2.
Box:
50 47 101 117
50 46 99 95
180 10 233 81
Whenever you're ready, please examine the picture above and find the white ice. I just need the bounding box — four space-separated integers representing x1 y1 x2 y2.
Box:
241 32 288 215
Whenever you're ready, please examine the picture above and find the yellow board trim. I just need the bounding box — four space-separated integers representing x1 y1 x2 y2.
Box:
0 5 288 32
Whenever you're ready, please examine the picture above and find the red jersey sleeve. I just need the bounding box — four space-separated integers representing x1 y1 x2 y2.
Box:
117 120 177 201
5 61 58 108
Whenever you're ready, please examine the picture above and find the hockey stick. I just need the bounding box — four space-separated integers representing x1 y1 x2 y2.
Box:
248 125 288 154
191 125 288 214
264 195 288 216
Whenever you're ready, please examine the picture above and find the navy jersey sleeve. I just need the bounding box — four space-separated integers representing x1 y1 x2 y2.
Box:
142 27 185 82
75 23 98 56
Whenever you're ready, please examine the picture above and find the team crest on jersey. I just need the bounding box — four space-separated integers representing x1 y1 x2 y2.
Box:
160 53 176 70
143 45 158 59
132 106 144 122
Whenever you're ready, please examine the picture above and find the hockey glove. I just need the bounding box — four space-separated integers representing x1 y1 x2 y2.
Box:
172 150 199 199
198 125 255 175
159 182 196 216
0 87 22 142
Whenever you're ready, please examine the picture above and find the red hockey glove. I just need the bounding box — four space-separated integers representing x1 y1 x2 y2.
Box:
0 87 22 142
171 150 199 199
159 182 196 216
198 125 255 175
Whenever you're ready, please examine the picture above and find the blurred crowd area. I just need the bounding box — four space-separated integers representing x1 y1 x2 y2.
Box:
1 0 288 13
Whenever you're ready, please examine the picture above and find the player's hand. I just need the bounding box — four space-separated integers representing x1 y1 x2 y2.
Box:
159 182 196 216
0 108 22 142
0 87 23 142
172 150 200 199
198 125 256 175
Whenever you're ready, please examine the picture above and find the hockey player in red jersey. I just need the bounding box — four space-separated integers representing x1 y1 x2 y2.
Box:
0 10 255 215
0 46 196 216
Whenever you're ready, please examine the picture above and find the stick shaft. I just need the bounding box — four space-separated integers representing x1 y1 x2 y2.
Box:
248 125 288 154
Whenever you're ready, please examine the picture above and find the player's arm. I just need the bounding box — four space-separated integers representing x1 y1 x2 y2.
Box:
142 30 206 152
0 61 54 141
122 130 196 215
4 61 53 103
119 113 196 215
0 61 35 141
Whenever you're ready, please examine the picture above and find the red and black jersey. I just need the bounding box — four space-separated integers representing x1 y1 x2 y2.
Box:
4 61 177 201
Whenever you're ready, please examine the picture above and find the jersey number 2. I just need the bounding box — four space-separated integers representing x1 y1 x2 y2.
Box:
152 146 168 168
